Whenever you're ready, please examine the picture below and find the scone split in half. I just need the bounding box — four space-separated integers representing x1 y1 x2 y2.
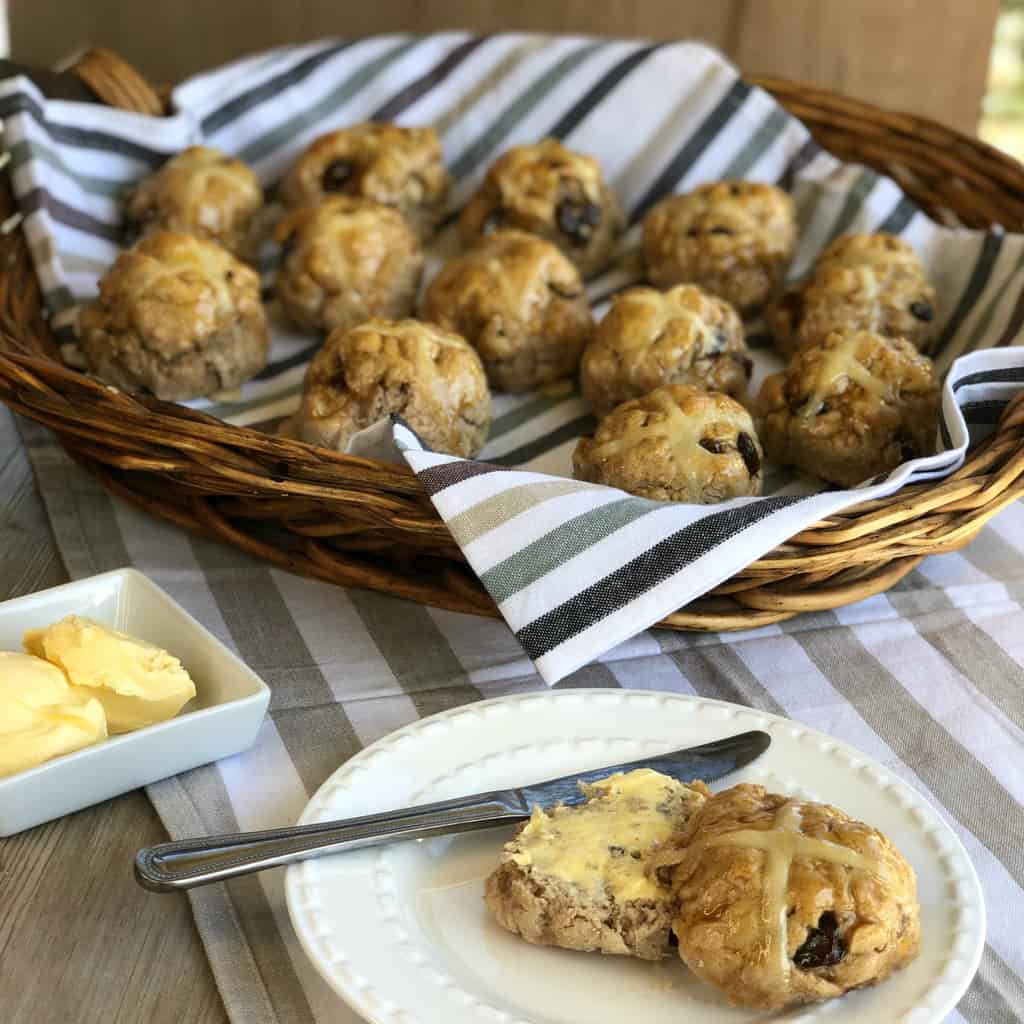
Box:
485 768 708 960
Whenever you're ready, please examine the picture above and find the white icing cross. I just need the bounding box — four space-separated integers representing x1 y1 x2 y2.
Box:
800 329 891 418
617 290 714 354
702 800 877 983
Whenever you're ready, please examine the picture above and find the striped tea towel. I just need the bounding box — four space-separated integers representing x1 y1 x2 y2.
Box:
2 32 1024 680
394 347 1024 682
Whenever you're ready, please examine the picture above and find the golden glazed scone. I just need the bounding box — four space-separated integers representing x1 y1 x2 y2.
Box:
283 318 491 456
458 138 623 278
281 123 450 238
124 146 263 258
642 181 796 316
769 233 937 359
274 197 424 333
580 284 751 417
79 231 269 401
573 385 764 503
662 784 920 1010
420 229 593 392
758 328 938 487
485 770 709 960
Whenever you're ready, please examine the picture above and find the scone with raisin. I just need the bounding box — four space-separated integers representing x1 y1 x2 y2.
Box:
580 284 751 417
769 233 937 359
124 146 263 258
283 318 490 457
420 229 593 392
281 123 449 238
459 138 623 278
274 197 423 333
573 385 763 504
642 181 796 316
79 231 269 401
759 328 938 487
485 769 708 960
662 784 920 1010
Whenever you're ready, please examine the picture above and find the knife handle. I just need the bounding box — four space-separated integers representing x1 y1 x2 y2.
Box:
135 792 527 892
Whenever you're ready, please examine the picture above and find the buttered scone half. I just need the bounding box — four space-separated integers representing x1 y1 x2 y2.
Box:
661 784 920 1010
485 769 708 960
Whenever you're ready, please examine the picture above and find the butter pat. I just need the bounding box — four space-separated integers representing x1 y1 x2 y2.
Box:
25 616 197 734
508 768 703 902
0 652 107 777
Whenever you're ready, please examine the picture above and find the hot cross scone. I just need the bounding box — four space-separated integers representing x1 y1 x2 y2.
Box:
661 784 920 1010
458 138 623 278
79 231 269 401
281 123 450 239
281 318 491 457
124 146 263 258
573 384 763 503
642 181 796 316
580 284 752 416
274 196 424 333
769 233 937 359
420 229 593 392
758 328 938 487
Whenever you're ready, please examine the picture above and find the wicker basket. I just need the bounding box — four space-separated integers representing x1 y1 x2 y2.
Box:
2 48 1024 632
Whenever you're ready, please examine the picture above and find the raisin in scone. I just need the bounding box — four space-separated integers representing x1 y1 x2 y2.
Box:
79 231 269 401
485 769 708 960
573 385 764 503
459 139 623 278
420 229 593 392
758 328 938 487
769 233 937 359
274 197 423 333
282 318 491 457
580 284 751 416
124 146 263 258
281 123 449 238
661 784 920 1010
642 181 796 316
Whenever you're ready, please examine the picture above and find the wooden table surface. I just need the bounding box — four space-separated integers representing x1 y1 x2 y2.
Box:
0 405 229 1024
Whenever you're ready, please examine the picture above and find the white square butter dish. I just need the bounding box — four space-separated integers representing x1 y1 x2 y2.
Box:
0 568 269 836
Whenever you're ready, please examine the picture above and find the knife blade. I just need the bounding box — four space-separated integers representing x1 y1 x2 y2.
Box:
135 729 770 893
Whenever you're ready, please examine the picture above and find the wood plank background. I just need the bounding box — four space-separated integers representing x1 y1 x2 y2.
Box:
9 0 1000 135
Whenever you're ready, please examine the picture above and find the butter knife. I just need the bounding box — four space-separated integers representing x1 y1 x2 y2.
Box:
135 729 770 892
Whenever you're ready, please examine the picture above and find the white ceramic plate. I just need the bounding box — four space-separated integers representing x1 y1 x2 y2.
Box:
0 568 270 835
285 691 985 1024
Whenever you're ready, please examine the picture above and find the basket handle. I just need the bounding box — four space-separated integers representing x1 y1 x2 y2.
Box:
70 47 165 116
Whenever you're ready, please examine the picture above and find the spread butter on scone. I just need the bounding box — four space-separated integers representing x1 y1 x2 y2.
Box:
485 769 709 960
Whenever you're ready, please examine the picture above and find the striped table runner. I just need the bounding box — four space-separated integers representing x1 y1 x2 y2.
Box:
4 32 1024 1021
13 409 1024 1023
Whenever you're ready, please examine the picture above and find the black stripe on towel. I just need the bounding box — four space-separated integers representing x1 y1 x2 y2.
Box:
516 495 803 658
630 78 753 223
545 43 663 140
